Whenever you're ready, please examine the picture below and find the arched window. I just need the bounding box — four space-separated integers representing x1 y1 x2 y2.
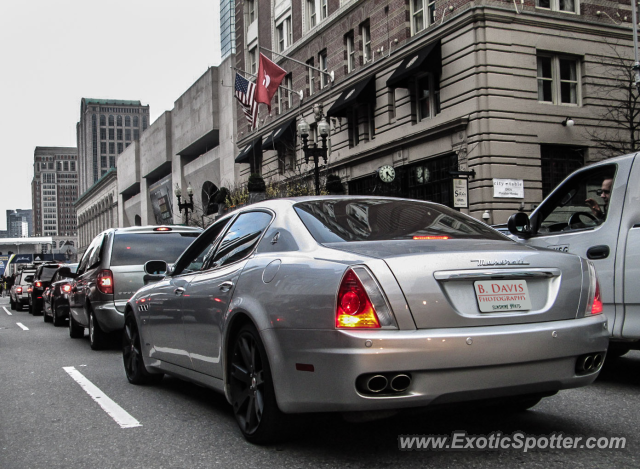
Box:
100 115 106 126
117 115 122 126
108 115 114 126
125 116 131 126
134 215 142 226
133 116 139 127
201 181 219 215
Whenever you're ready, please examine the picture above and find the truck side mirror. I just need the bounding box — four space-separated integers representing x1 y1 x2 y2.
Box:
508 212 533 239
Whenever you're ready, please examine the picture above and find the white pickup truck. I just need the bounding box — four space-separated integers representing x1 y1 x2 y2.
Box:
507 152 639 357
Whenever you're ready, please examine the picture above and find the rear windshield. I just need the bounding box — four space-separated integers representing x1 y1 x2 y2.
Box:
20 274 35 285
111 232 199 266
39 266 60 281
294 199 505 243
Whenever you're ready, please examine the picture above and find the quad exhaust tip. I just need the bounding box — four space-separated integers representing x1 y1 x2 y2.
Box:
359 373 412 395
576 352 605 375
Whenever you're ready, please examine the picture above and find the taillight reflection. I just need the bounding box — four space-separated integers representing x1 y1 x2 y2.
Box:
591 279 603 315
97 270 114 295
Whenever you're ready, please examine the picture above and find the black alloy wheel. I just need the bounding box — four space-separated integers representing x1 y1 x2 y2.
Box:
68 312 84 338
229 324 288 444
122 314 163 385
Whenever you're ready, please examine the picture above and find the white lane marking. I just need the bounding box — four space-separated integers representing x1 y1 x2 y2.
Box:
63 366 142 429
16 323 28 330
3 307 12 315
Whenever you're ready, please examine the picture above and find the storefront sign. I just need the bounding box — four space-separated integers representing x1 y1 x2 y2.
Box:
453 178 468 208
149 174 174 225
0 255 9 276
493 179 524 198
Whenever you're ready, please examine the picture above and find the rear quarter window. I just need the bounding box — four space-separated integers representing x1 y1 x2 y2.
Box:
39 266 60 281
110 232 199 266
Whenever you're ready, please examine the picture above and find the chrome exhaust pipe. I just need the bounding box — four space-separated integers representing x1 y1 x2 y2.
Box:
593 353 604 369
578 355 594 372
366 375 389 393
389 374 412 392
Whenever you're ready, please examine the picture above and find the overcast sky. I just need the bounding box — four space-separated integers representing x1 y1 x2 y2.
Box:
0 0 220 230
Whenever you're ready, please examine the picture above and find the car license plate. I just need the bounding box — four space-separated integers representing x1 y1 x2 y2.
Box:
473 280 532 313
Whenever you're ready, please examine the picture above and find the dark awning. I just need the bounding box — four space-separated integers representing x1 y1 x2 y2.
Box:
326 75 376 118
386 41 441 89
263 118 297 150
235 139 262 164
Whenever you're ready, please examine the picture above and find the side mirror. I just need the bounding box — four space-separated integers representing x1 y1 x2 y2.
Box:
507 212 533 239
143 260 168 285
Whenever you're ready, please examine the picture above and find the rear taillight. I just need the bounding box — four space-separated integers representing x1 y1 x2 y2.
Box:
35 281 42 288
16 287 22 294
336 267 397 329
27 286 33 293
62 284 72 293
586 261 603 315
97 270 114 295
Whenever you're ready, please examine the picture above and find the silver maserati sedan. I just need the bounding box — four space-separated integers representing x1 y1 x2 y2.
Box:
122 196 608 443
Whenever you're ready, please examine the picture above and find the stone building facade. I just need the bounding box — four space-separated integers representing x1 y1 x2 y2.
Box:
31 146 78 237
234 0 637 223
118 59 238 228
75 169 118 253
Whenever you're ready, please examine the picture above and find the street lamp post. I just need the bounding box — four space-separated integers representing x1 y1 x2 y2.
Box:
174 183 194 225
298 105 331 196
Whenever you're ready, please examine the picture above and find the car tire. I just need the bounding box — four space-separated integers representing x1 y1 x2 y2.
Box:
16 302 22 312
44 309 52 323
229 323 289 444
52 304 66 327
122 313 163 385
89 309 108 350
10 299 15 310
68 313 84 339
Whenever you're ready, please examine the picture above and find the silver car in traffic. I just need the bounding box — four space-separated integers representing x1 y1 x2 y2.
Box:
122 197 608 443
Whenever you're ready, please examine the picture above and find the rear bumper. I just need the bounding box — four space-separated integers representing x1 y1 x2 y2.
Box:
92 301 125 333
262 315 609 413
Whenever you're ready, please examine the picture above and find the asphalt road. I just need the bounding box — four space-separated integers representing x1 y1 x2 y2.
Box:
1 295 639 469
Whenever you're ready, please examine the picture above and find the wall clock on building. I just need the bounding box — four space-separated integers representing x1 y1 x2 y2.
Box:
378 165 396 183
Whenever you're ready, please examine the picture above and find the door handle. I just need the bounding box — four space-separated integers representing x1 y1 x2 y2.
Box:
218 281 233 292
174 287 185 296
587 245 610 260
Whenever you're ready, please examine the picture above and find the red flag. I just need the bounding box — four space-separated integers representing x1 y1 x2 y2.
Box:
256 53 287 112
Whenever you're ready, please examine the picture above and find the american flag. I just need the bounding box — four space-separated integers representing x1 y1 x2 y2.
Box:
235 73 258 130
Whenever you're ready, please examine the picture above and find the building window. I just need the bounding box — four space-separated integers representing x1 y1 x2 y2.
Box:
287 17 293 47
361 22 371 65
278 144 296 174
100 128 106 140
133 116 139 127
101 142 107 154
125 129 131 141
537 54 580 105
277 22 285 52
249 47 257 75
540 145 584 197
414 73 441 122
142 117 147 131
108 115 114 126
117 129 123 140
248 0 255 23
134 129 139 140
64 161 69 171
348 109 359 147
411 0 436 35
57 162 62 171
109 142 115 154
307 58 315 96
109 129 114 140
346 31 355 73
100 115 106 126
71 161 76 172
536 0 577 13
118 143 123 154
284 74 292 109
319 50 328 89
117 115 122 126
307 0 317 30
321 0 328 19
125 116 131 126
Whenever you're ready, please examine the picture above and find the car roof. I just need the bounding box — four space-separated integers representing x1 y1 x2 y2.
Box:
108 225 203 235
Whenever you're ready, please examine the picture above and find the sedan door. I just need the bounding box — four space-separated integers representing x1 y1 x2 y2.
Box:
180 210 274 378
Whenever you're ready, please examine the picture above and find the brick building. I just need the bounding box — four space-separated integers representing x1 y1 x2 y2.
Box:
233 0 637 223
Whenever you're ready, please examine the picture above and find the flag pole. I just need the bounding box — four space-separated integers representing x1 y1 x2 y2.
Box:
259 47 334 82
231 65 303 100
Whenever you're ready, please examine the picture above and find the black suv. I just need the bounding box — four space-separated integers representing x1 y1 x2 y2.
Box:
29 262 62 315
